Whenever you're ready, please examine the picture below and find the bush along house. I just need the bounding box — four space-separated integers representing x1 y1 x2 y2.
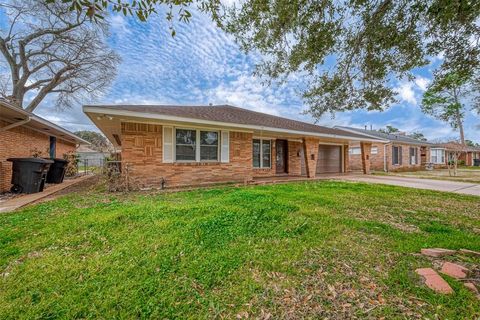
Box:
0 99 89 193
83 104 384 189
335 126 433 172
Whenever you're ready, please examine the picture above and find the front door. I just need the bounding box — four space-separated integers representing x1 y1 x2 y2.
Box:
276 139 288 174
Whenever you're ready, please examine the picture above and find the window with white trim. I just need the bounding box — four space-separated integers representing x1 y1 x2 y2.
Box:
371 147 378 155
349 147 361 155
253 139 271 168
200 131 219 161
430 148 445 164
392 146 402 165
409 147 418 165
175 128 219 162
175 129 196 161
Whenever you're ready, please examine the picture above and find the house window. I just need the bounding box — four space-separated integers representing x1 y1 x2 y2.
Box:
253 139 271 168
175 129 197 161
349 147 361 155
200 131 218 161
175 129 220 162
392 146 402 165
430 148 445 164
409 147 418 165
371 147 378 155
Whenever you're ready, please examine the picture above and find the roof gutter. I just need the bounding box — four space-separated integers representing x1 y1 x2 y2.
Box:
84 106 386 143
0 116 31 132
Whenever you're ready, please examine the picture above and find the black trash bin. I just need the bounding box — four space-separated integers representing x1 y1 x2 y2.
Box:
45 158 69 184
7 158 53 194
474 159 480 167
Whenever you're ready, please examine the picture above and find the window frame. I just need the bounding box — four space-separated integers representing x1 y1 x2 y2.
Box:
252 139 272 169
371 146 378 155
174 128 220 163
199 130 220 162
349 147 361 155
409 147 418 165
392 145 402 165
430 148 445 164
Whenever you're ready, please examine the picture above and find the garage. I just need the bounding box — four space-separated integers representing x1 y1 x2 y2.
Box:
316 145 343 174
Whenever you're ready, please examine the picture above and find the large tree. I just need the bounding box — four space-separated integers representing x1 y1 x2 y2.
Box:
46 0 222 35
74 130 113 152
421 72 477 145
223 0 480 118
0 1 120 112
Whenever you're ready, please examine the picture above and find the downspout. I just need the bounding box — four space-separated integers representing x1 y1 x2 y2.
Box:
0 116 31 132
383 143 388 172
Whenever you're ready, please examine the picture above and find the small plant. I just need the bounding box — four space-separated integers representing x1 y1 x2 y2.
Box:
63 152 79 177
103 161 132 192
30 147 48 158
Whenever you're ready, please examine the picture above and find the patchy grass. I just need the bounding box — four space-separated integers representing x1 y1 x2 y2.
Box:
0 181 479 319
375 168 480 184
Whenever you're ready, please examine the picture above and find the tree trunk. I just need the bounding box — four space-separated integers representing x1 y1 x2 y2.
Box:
453 89 465 145
457 114 465 145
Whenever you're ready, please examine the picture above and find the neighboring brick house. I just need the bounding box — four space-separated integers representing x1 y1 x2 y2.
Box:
0 100 88 192
462 147 480 166
335 126 433 172
440 144 480 167
83 104 383 188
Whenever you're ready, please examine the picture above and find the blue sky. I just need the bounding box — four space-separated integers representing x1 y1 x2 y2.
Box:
3 8 479 142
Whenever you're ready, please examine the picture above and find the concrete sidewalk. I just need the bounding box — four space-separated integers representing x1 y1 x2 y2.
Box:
338 175 480 196
0 174 94 213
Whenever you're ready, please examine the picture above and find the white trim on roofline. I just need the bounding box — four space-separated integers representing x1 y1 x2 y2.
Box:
83 106 386 143
1 100 90 145
335 125 430 146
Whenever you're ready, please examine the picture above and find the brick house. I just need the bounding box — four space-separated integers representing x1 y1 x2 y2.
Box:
0 100 88 192
84 104 382 188
335 126 434 172
440 143 480 167
462 146 480 166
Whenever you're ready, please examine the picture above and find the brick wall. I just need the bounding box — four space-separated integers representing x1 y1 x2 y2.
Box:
349 143 386 171
349 142 426 172
287 141 305 176
120 122 317 188
120 122 255 188
0 120 76 192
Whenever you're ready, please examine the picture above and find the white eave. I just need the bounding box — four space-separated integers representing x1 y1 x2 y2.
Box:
83 106 386 143
1 100 90 145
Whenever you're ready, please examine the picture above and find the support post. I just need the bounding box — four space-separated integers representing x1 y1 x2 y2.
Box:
343 144 349 173
360 142 372 174
303 138 319 178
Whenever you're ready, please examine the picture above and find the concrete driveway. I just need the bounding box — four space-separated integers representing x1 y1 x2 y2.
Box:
337 175 480 196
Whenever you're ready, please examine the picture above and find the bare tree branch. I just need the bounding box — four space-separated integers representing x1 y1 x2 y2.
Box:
0 0 120 111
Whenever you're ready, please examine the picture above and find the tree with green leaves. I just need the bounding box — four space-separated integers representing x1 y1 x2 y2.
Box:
421 72 477 145
223 0 480 118
408 131 427 142
378 126 399 134
465 140 480 148
46 0 221 35
74 130 112 152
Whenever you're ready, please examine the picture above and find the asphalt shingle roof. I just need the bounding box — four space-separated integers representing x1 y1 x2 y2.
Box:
336 126 432 146
85 104 381 140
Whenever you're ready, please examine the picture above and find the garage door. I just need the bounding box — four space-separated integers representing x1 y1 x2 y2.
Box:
316 145 342 174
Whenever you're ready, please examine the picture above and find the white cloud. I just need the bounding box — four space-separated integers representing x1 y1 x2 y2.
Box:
397 82 417 105
414 76 430 91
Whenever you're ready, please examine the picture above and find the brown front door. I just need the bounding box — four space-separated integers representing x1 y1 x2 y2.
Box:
276 139 288 174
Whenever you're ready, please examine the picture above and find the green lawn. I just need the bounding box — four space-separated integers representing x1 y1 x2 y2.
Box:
1 181 479 319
